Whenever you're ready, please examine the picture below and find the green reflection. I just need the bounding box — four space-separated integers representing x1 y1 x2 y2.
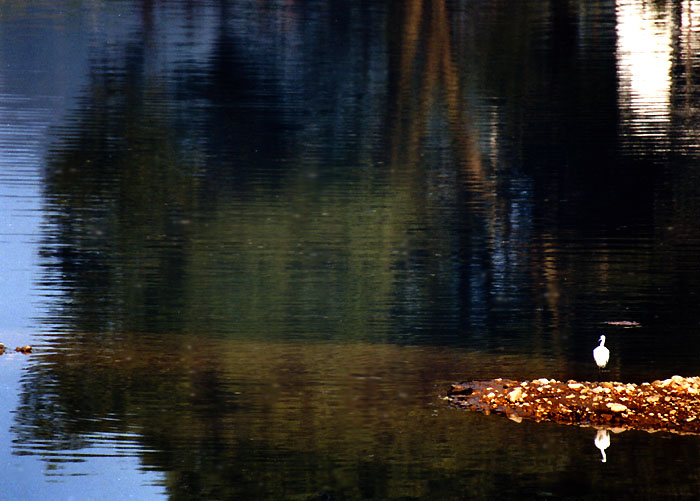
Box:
11 337 580 499
39 0 513 343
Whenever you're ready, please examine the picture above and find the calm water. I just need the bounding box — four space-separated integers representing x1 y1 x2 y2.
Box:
3 0 700 498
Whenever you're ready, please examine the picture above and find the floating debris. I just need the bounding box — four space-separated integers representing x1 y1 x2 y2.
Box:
446 375 700 435
603 320 641 327
14 346 32 354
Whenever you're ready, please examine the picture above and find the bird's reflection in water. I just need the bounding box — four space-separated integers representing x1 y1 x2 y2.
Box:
594 429 611 463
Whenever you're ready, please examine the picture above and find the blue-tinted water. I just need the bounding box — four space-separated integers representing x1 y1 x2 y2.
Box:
3 0 700 498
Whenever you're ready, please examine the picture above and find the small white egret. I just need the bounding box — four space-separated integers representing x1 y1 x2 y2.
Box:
593 335 610 369
594 429 610 463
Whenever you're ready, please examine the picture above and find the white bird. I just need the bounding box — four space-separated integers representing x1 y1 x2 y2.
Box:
594 429 610 463
593 335 610 369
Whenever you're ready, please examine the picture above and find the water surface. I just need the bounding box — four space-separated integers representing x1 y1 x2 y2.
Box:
3 0 700 498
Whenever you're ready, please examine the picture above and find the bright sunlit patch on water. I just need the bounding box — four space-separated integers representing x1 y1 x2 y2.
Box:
616 0 673 140
681 1 700 34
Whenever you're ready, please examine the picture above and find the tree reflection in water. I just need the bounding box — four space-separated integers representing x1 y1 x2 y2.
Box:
6 0 700 498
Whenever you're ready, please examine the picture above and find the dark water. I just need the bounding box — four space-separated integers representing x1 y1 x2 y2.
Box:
3 0 700 498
